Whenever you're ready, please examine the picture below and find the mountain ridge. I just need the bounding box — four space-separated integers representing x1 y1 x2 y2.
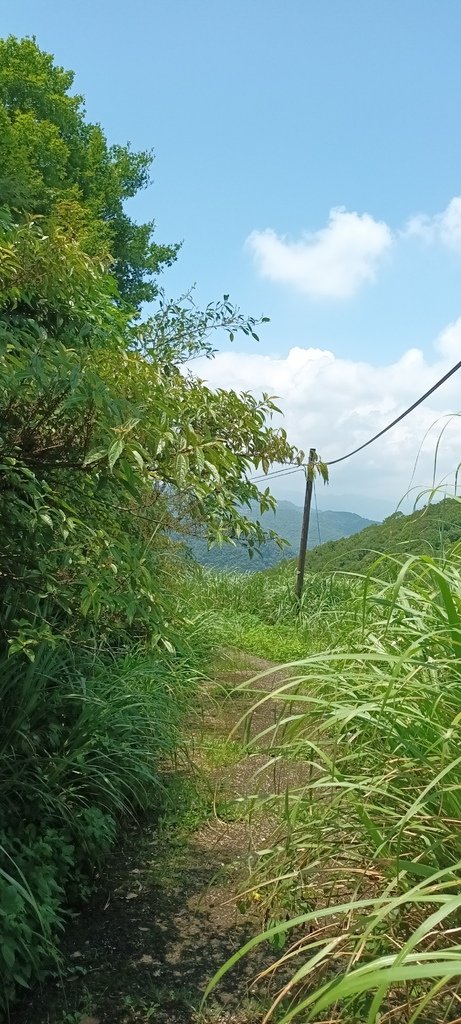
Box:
183 499 376 571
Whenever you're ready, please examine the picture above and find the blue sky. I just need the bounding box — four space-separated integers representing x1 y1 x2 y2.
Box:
4 1 461 515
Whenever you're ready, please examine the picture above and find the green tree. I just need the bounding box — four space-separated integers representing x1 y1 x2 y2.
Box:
0 209 299 651
0 38 301 653
0 35 178 307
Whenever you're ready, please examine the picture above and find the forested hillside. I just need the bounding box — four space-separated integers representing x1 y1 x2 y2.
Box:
305 496 461 574
184 500 375 570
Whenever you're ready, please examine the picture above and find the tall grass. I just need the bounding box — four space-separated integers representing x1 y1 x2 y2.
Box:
207 543 461 1022
182 562 358 660
0 624 207 1015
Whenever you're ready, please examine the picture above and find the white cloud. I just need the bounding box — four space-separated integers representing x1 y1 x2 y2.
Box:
246 207 393 299
435 317 461 359
193 320 461 513
246 196 461 305
405 196 461 251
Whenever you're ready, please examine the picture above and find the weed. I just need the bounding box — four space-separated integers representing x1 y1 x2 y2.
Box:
201 736 247 768
122 994 160 1020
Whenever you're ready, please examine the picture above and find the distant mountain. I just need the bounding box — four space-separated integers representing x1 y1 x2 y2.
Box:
271 485 394 522
183 500 375 572
316 493 393 522
306 497 461 576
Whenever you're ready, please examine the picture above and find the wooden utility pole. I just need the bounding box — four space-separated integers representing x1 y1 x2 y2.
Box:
294 448 317 601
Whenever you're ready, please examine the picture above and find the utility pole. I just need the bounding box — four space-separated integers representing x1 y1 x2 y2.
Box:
294 448 317 602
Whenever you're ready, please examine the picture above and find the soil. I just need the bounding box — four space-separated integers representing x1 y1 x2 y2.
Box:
14 651 300 1024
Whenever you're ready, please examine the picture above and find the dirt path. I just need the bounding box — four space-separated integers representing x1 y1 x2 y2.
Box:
15 651 295 1024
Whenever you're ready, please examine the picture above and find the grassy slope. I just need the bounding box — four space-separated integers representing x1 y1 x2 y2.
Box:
306 496 461 575
183 561 357 663
186 499 461 665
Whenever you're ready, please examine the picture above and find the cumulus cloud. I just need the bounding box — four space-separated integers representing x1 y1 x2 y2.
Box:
435 317 461 359
246 196 461 304
405 196 461 251
246 207 393 299
193 320 461 510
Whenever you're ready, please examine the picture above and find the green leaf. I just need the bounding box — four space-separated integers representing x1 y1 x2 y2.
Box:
131 449 145 470
175 452 189 487
108 437 124 470
82 450 106 467
1 942 15 969
195 447 205 473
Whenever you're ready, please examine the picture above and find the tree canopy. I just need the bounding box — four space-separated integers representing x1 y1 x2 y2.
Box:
0 35 178 307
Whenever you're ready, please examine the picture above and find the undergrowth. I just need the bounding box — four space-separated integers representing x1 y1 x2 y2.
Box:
0 620 209 1017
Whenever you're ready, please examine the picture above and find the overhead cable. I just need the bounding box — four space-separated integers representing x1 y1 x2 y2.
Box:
313 480 322 545
326 357 461 467
250 356 461 484
251 464 305 483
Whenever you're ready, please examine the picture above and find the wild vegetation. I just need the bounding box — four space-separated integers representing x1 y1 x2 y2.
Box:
0 36 300 1016
4 32 461 1024
182 561 357 661
201 525 461 1022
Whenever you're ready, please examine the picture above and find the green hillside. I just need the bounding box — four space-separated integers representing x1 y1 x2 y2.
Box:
306 497 461 575
184 500 375 571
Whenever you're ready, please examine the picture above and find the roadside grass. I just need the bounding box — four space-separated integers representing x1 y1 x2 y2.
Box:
0 612 213 1019
14 539 461 1023
181 562 359 663
11 639 286 1024
203 544 461 1023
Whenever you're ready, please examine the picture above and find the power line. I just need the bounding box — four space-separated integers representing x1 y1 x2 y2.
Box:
252 464 305 481
325 357 461 467
313 480 322 545
249 356 461 486
251 464 305 483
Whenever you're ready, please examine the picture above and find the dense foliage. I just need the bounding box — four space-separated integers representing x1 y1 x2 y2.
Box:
0 35 178 307
0 37 300 1014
